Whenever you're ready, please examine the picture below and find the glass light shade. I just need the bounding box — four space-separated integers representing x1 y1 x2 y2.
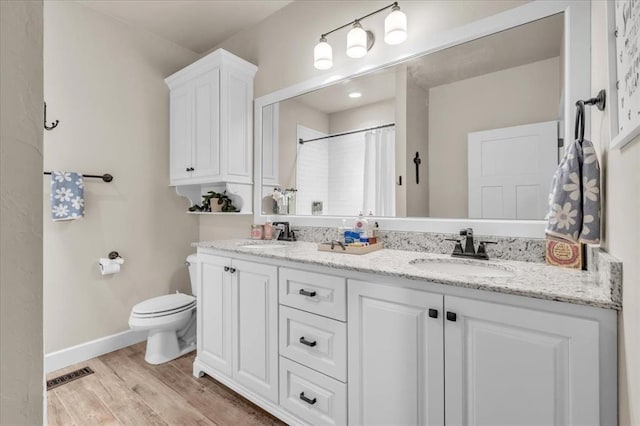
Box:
384 7 407 45
314 38 333 70
346 24 368 58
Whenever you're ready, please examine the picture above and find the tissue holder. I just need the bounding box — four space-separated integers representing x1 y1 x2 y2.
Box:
99 257 124 275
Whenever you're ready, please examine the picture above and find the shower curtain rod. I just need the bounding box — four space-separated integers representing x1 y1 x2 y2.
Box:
298 123 395 144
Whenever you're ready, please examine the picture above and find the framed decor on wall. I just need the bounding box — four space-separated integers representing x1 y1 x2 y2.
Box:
607 0 640 150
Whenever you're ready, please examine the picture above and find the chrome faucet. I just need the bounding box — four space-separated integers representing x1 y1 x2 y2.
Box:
446 228 496 260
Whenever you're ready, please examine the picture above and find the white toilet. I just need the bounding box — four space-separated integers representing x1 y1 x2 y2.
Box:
129 254 198 365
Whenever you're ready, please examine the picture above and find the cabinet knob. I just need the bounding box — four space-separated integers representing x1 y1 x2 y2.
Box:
299 392 317 405
229 268 236 274
299 336 317 347
185 167 190 172
428 309 438 319
224 266 230 272
446 311 457 322
299 289 316 297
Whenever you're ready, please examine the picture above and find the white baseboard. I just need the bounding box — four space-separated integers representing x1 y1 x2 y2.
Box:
45 329 147 373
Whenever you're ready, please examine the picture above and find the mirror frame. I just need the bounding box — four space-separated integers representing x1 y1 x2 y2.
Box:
253 1 590 238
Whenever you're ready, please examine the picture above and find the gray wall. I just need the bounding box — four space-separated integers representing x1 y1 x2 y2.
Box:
43 1 200 353
0 1 44 423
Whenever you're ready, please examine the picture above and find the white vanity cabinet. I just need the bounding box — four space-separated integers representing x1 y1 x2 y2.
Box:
348 280 604 426
195 253 279 404
165 49 257 187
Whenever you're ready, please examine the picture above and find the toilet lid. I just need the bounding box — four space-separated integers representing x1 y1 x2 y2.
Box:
132 293 196 316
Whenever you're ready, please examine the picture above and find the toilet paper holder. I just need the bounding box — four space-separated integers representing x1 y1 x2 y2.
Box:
108 251 121 260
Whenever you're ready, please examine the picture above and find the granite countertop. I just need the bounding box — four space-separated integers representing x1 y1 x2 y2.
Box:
193 239 622 310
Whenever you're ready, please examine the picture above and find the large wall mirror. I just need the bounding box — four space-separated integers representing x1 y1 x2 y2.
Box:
254 2 590 237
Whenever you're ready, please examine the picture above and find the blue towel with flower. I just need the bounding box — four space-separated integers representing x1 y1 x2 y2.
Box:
545 139 600 244
51 171 84 221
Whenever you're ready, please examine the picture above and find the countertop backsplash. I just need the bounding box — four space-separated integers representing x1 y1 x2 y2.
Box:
292 226 546 263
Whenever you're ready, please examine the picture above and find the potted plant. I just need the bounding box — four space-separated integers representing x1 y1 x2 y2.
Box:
188 191 239 213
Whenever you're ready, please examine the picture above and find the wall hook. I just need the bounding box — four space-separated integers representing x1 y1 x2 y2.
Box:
44 102 59 131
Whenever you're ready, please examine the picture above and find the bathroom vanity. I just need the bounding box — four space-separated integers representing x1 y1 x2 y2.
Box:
192 240 619 426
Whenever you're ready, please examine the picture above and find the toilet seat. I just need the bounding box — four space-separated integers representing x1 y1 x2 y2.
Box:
131 293 196 319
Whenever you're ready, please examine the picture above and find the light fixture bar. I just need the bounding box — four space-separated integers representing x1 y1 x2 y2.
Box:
320 2 399 39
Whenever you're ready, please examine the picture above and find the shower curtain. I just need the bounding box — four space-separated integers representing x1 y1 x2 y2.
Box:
363 128 396 216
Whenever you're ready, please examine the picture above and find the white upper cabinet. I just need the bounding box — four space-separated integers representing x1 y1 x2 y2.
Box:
166 49 257 186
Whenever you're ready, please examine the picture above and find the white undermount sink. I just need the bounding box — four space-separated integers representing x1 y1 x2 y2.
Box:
409 258 515 278
238 243 287 249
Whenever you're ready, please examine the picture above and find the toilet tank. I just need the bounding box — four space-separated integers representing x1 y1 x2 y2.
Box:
186 254 198 297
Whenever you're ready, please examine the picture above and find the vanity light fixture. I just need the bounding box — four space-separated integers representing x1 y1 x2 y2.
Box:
348 92 362 98
313 2 407 70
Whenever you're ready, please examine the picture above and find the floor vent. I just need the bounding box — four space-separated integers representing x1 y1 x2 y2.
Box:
47 366 94 391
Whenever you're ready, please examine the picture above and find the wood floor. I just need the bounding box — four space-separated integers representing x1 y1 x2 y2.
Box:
46 343 286 426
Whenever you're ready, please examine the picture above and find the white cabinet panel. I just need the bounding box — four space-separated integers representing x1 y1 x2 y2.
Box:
169 86 192 182
280 357 347 426
231 259 279 403
197 254 232 377
444 295 600 426
192 69 220 180
223 71 252 180
348 280 445 426
279 305 347 382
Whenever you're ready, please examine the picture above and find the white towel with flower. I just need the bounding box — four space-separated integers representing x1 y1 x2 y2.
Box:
51 171 84 221
545 139 600 244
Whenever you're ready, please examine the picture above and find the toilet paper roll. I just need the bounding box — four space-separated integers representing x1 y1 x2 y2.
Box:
99 258 121 275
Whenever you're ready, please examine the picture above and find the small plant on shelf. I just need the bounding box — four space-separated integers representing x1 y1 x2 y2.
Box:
188 190 239 213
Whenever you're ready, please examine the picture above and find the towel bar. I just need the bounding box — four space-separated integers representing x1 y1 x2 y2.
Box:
44 172 113 182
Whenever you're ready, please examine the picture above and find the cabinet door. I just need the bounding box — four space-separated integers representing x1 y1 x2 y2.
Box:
169 84 192 183
444 296 600 426
221 70 252 182
197 254 232 377
231 259 278 403
348 280 444 426
192 68 220 180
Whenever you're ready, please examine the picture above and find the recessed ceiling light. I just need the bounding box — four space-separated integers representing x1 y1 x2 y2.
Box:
349 92 362 98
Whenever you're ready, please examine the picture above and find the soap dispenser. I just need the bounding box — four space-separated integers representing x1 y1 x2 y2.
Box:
353 211 368 235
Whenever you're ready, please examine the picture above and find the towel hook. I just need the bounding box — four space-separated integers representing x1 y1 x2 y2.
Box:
44 102 59 131
574 90 606 144
577 89 606 111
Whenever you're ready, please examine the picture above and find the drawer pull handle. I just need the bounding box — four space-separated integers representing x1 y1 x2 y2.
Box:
299 337 317 347
299 289 316 297
299 392 317 405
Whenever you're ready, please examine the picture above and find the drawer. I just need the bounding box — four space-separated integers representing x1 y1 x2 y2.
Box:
279 268 346 321
279 357 347 426
279 306 347 381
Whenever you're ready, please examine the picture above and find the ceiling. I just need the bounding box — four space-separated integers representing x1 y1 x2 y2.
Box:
293 13 563 115
296 68 397 115
78 0 292 54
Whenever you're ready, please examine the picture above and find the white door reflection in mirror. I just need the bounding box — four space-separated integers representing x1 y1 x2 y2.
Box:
468 121 558 220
